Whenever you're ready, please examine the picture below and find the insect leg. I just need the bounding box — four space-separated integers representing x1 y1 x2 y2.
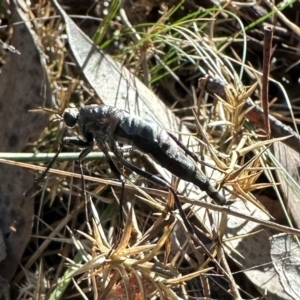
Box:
63 136 93 150
65 136 126 232
25 136 94 214
99 143 126 224
62 136 95 232
62 136 93 198
24 142 64 197
110 141 195 235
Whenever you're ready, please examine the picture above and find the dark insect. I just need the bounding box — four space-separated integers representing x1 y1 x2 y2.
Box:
198 74 300 153
62 104 231 235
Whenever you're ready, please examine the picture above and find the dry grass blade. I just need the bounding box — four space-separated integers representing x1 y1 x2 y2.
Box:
2 156 300 237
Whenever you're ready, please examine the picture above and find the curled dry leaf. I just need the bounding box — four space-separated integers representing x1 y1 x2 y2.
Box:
270 233 300 300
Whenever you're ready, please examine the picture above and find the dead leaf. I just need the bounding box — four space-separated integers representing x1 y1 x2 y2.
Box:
0 0 51 290
224 203 293 300
273 142 300 228
257 194 286 224
270 233 300 300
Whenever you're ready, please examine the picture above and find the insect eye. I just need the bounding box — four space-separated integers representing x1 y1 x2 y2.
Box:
63 108 79 127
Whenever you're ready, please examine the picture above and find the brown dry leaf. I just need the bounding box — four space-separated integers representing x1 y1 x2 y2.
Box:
273 142 300 228
257 195 286 224
0 0 51 289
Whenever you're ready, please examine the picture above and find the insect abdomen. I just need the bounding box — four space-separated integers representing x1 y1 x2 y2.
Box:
114 114 226 204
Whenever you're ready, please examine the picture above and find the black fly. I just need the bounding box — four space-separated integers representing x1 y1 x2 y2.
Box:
62 104 231 235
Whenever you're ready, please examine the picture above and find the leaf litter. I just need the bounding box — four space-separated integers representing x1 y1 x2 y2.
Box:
1 0 300 299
